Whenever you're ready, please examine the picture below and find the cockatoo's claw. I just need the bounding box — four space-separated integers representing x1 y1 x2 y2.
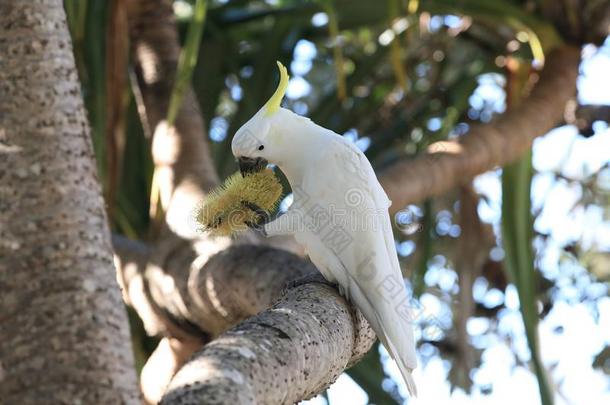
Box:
210 215 223 228
242 201 269 236
281 271 336 297
244 221 267 237
241 200 270 225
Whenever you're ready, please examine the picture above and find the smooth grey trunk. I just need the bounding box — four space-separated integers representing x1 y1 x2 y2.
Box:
0 0 139 403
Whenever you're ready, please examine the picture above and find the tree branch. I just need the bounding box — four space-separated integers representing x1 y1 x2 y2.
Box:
161 279 376 405
123 1 245 398
113 234 363 404
113 234 313 402
379 46 581 214
569 104 610 136
113 235 314 339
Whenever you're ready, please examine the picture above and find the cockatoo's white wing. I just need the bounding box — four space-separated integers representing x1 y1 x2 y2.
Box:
299 136 417 395
339 139 405 283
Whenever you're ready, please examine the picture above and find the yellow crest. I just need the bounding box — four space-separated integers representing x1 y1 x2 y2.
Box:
264 61 289 116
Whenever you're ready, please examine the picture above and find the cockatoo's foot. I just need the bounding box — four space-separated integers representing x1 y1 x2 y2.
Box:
241 200 270 235
281 271 337 297
281 270 375 365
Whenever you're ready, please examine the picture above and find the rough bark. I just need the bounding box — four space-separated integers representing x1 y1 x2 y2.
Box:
115 228 377 404
140 337 204 404
114 236 313 339
380 46 581 214
0 0 139 403
161 278 376 405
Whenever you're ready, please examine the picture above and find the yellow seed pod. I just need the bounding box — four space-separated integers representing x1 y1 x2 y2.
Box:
196 169 283 237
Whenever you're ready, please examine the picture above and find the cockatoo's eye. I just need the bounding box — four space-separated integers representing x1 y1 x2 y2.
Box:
258 145 265 151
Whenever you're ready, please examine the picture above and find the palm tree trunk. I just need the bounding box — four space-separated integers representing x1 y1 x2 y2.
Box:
0 0 139 402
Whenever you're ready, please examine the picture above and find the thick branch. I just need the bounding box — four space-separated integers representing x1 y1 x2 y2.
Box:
123 1 242 396
380 46 581 213
113 237 372 404
161 279 376 405
115 231 315 404
114 235 314 339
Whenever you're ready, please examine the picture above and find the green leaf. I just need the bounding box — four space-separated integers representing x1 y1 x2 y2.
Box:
413 199 433 297
167 0 208 127
501 151 554 405
322 0 347 101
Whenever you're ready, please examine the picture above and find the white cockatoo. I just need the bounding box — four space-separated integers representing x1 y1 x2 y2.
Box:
232 62 418 395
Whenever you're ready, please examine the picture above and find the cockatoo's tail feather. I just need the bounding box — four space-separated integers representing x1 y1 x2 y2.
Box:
264 61 289 116
196 169 282 237
382 328 418 397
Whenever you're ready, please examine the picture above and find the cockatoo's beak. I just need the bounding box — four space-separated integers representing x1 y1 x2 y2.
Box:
237 156 268 176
